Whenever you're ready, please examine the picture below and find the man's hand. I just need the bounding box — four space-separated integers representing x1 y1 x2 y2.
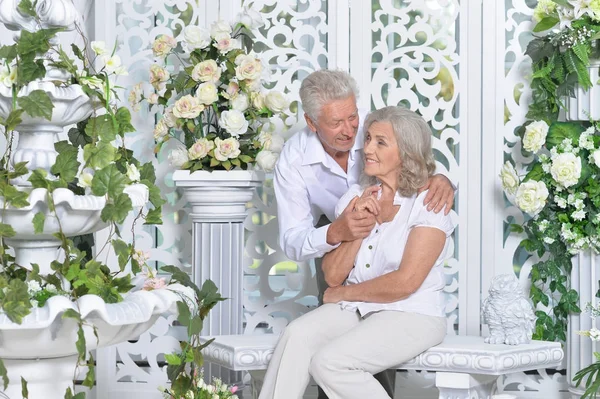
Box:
418 174 454 215
327 196 376 245
323 286 347 304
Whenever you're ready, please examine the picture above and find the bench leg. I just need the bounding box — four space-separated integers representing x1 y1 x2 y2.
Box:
435 372 498 399
248 370 266 399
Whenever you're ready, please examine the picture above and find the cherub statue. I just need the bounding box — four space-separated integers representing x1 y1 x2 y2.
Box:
483 274 535 345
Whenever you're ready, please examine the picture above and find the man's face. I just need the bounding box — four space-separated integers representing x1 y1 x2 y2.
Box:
305 95 359 156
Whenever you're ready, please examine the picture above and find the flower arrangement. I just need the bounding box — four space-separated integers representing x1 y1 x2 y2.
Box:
161 368 239 399
132 7 288 173
527 0 600 121
0 1 221 396
501 119 600 341
573 303 600 397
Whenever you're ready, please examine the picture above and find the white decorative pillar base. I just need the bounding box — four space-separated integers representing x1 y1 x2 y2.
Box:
435 372 497 399
567 251 600 398
173 170 264 383
1 356 77 399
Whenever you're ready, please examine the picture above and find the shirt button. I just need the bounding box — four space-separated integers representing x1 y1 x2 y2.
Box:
368 245 373 250
375 229 379 233
366 263 370 268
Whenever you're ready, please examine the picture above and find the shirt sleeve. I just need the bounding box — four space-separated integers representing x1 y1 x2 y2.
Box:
408 191 456 237
274 159 340 262
334 184 363 219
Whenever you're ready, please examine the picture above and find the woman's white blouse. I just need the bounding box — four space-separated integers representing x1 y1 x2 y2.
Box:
334 184 456 318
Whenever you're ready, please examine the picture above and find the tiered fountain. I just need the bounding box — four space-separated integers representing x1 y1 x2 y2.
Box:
0 2 185 398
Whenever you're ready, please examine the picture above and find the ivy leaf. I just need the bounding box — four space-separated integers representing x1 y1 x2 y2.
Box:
32 212 45 234
523 163 544 183
83 353 95 388
86 114 118 142
92 164 127 197
112 239 130 272
141 180 166 208
0 358 8 390
21 376 28 398
28 169 49 189
164 353 182 366
18 57 46 85
17 0 36 17
68 120 92 148
0 223 16 238
0 183 30 208
10 161 29 179
83 142 116 170
2 279 31 323
176 301 191 327
18 90 53 121
101 193 132 224
5 109 24 131
0 44 17 64
115 107 135 136
51 143 79 183
139 163 156 182
144 206 163 225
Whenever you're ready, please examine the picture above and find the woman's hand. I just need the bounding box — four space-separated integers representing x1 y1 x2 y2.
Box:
354 185 381 215
323 285 347 304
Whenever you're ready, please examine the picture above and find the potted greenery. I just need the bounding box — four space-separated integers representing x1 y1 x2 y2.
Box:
0 1 221 398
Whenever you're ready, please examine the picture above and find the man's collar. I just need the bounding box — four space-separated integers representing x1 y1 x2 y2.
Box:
301 131 364 166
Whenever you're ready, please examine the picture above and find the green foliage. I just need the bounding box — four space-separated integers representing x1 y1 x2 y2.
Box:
17 90 53 120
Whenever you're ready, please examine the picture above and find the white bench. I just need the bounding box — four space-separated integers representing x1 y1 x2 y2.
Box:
200 334 563 399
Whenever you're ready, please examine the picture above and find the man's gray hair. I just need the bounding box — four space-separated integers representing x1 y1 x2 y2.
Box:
299 70 359 121
360 106 436 196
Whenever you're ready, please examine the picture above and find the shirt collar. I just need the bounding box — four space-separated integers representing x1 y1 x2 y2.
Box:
301 131 364 166
374 181 407 206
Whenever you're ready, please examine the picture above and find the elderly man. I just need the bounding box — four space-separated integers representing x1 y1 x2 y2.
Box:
273 70 454 398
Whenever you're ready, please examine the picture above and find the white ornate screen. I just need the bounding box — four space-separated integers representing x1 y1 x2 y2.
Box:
86 0 568 397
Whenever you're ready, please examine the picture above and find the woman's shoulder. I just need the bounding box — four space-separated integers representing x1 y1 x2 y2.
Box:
406 190 455 236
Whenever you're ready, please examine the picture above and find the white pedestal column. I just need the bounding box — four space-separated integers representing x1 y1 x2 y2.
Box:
3 356 77 399
173 170 264 384
565 60 600 121
567 251 600 399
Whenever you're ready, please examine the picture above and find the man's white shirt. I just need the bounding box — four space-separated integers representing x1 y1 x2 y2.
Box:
274 110 369 262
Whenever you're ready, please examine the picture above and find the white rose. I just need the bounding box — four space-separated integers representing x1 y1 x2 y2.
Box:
148 93 159 104
235 57 262 81
153 119 169 141
168 147 190 168
236 6 264 29
173 95 204 119
550 152 582 188
124 183 150 207
223 82 239 99
191 60 221 83
126 163 140 182
163 106 177 128
257 131 284 152
196 82 219 105
522 120 549 153
149 64 170 91
219 110 249 137
210 20 232 38
591 149 600 168
214 137 241 161
91 41 107 55
265 91 289 113
152 35 177 58
230 93 249 112
515 180 549 217
128 83 143 111
188 138 215 160
256 150 279 172
499 161 519 195
183 26 211 50
213 32 236 53
235 54 255 66
251 92 265 109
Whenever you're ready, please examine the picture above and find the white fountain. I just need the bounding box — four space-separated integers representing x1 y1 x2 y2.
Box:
0 2 186 398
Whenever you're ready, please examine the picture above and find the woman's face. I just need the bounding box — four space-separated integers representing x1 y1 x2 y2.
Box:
363 121 401 181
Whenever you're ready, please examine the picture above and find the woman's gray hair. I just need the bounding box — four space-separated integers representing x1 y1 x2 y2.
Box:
360 106 436 196
299 70 359 121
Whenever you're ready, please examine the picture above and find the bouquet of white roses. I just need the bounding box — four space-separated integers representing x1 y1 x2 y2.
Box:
500 120 600 255
133 7 288 172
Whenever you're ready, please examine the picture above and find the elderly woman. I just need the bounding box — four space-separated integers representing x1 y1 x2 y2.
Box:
259 106 455 399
